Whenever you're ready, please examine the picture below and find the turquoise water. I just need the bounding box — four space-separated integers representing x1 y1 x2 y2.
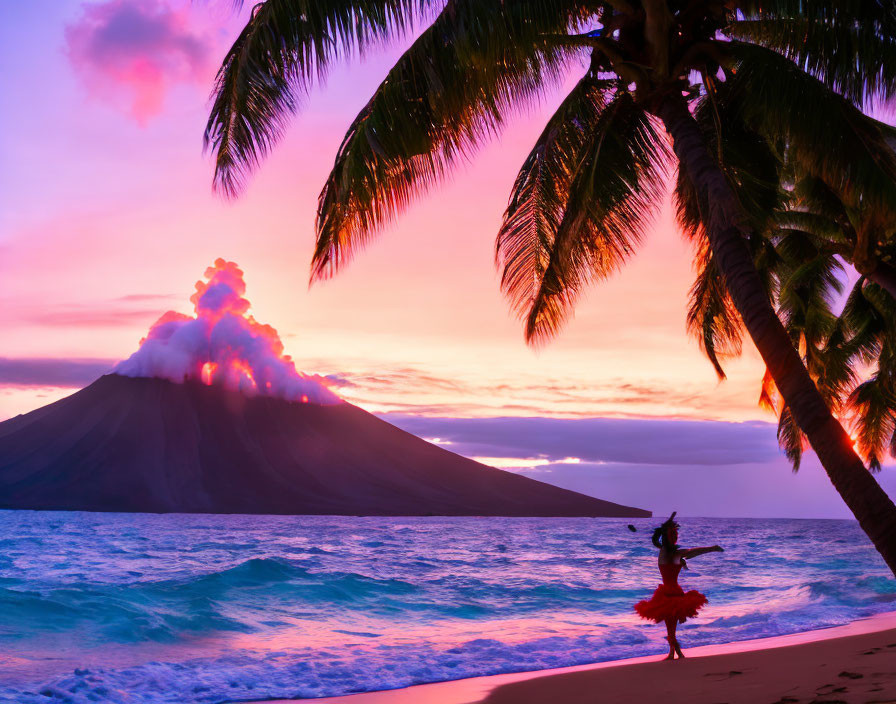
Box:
0 512 893 703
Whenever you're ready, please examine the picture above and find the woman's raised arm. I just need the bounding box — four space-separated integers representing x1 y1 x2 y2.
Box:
679 545 723 559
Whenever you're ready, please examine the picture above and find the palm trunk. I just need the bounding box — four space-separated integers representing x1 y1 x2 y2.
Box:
656 95 896 575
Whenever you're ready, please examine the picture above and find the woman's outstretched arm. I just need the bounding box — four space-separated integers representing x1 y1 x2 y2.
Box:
678 545 723 559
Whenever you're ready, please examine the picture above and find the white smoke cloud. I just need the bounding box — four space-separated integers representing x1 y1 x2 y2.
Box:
114 259 339 404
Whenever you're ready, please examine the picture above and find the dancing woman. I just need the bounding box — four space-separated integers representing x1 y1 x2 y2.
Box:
634 512 723 660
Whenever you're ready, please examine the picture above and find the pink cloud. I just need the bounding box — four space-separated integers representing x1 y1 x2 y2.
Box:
65 0 211 124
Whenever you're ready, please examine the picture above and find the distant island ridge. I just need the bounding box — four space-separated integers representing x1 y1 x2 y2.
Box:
0 374 650 517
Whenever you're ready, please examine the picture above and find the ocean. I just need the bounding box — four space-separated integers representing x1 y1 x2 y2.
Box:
0 512 893 703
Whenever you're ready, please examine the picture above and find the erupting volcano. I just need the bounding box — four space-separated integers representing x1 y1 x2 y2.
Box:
0 261 649 517
114 258 337 404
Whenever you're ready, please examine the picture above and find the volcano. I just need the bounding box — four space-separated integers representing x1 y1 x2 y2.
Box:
0 374 649 517
1 260 649 517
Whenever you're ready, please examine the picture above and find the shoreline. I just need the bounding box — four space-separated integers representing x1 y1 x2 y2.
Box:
245 611 896 704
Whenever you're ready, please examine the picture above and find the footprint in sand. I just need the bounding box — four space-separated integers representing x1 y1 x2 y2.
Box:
815 683 847 694
703 670 744 680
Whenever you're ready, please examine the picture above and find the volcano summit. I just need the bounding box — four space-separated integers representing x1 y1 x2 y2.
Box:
0 261 648 517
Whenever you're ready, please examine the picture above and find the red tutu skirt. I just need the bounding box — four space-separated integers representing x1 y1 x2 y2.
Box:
634 583 707 623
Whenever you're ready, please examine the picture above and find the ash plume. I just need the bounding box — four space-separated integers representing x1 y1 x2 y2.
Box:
114 259 338 404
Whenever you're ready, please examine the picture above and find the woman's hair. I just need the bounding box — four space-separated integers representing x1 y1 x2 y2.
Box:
651 511 679 552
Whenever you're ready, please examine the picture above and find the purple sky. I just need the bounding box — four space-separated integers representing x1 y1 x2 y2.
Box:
1 1 893 517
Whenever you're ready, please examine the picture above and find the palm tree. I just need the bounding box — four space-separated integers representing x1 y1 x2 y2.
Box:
705 202 896 475
204 1 896 573
681 110 896 474
790 277 896 473
838 282 896 471
756 218 896 474
762 170 896 472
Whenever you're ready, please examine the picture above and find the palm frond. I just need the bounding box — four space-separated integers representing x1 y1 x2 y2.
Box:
725 42 896 214
815 320 860 411
730 2 896 106
518 92 671 343
686 240 744 379
773 228 844 393
838 278 888 363
777 403 806 470
204 0 429 196
848 376 896 472
759 367 779 412
674 86 780 377
496 71 610 320
311 0 584 281
818 276 896 467
790 175 854 225
772 209 848 247
776 248 843 316
673 162 703 243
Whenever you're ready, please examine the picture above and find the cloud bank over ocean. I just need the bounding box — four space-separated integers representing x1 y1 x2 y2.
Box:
383 415 780 466
383 414 896 518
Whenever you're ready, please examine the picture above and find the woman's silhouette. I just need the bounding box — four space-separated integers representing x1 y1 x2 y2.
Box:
634 512 723 659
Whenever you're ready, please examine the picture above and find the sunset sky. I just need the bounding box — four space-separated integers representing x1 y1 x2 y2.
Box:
2 0 893 517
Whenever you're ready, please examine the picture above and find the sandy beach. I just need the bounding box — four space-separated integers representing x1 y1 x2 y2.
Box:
252 612 896 704
483 624 896 704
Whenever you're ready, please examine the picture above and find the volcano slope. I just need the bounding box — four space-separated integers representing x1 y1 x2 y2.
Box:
0 375 649 517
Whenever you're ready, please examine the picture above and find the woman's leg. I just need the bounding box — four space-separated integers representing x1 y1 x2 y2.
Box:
663 618 676 660
672 620 685 659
